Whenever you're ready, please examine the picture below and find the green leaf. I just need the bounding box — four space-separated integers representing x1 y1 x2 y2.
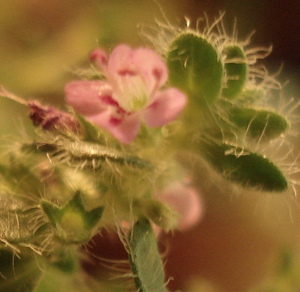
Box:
37 138 153 170
0 249 42 291
128 218 166 292
50 250 78 274
75 113 102 142
34 263 91 292
136 199 179 232
0 191 42 244
167 33 223 106
229 107 289 140
201 141 288 192
222 44 247 99
0 161 44 199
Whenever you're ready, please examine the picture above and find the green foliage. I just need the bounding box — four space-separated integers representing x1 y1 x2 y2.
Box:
228 106 290 140
201 141 288 192
34 255 91 292
0 190 43 246
166 28 291 193
0 160 44 198
128 218 166 292
222 44 247 99
167 33 223 106
37 137 153 171
135 198 179 231
0 249 42 291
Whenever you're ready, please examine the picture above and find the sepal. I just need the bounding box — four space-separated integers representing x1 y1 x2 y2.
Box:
41 191 104 244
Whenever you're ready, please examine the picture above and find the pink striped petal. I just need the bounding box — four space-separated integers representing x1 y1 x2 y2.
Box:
108 45 168 96
143 88 187 127
65 80 112 116
132 47 168 91
107 45 135 78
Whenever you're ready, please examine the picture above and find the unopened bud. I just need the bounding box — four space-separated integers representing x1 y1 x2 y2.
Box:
28 100 81 134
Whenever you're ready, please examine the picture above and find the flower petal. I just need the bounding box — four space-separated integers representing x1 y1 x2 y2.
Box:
90 49 108 72
107 45 135 78
108 45 168 98
143 88 187 127
133 47 168 90
65 80 113 116
158 182 204 232
87 110 142 144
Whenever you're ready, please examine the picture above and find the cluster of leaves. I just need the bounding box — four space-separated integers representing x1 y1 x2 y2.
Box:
0 102 169 290
166 23 291 192
0 16 296 291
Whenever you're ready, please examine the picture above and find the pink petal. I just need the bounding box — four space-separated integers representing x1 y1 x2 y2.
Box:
90 49 108 72
65 80 112 116
143 88 187 127
107 45 168 96
108 45 135 78
87 110 142 144
158 182 204 232
133 47 168 90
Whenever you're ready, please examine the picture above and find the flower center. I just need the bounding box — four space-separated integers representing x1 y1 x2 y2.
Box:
113 69 149 112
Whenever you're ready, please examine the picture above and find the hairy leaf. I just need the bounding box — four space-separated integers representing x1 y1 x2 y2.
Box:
222 44 247 99
0 249 42 291
167 33 223 106
128 218 166 292
201 141 288 191
229 107 289 140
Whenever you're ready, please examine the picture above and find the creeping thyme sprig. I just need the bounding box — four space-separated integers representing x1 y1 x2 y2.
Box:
0 12 298 292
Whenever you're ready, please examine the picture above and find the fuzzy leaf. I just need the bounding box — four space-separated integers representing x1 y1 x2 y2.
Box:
167 33 223 106
0 191 41 244
229 107 289 140
128 218 166 292
50 250 78 274
201 141 288 192
35 263 92 292
36 138 153 170
136 199 179 232
0 249 42 291
0 161 44 199
222 44 247 99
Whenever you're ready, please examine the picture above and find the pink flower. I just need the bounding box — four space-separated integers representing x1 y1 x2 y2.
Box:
158 180 204 232
65 45 186 144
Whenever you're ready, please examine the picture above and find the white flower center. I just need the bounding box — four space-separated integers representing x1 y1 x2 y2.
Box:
114 69 150 112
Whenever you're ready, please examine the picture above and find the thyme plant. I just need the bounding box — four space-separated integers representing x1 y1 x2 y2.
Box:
0 14 297 291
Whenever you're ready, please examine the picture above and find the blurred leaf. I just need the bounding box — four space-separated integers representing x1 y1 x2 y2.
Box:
229 107 289 141
0 249 42 291
128 218 166 292
222 44 247 99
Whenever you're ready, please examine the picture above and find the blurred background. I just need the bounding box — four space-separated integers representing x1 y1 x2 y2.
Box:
1 1 300 291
